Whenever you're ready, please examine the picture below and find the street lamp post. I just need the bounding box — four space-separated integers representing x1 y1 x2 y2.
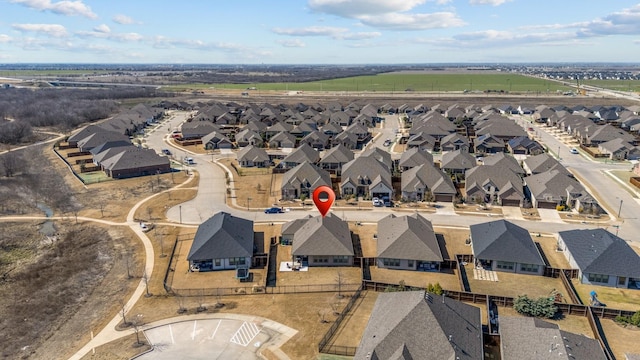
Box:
179 205 182 224
557 146 561 160
247 197 252 211
617 199 623 219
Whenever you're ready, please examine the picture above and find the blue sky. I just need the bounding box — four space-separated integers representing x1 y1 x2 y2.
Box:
1 0 640 64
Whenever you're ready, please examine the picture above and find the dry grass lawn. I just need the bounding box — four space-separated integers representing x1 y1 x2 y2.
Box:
369 266 461 291
536 236 571 268
464 264 569 300
326 291 378 348
435 227 472 258
276 245 361 287
599 319 640 359
454 204 503 216
498 307 595 339
132 188 198 222
572 281 640 311
220 158 274 209
351 224 376 258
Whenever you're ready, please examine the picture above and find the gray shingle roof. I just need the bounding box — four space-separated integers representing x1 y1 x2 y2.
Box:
470 220 545 265
281 162 331 191
100 147 169 171
377 214 443 261
319 144 354 164
187 212 254 261
399 147 433 169
341 156 392 191
481 152 525 175
401 163 456 196
441 149 476 171
525 169 586 203
559 229 640 278
237 145 269 163
499 316 606 360
281 215 312 237
282 143 320 164
355 291 482 360
523 153 568 175
292 213 353 256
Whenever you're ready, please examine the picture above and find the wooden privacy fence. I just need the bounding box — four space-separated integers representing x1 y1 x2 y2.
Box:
169 283 362 297
318 285 362 356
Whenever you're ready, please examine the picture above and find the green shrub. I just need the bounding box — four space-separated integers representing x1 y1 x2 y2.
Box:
513 295 557 318
631 311 640 326
615 315 630 324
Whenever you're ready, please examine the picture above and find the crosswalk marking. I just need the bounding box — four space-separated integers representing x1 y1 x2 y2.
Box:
229 322 261 347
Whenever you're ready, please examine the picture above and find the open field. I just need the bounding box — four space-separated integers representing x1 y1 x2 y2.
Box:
581 79 640 92
572 281 640 311
164 74 571 93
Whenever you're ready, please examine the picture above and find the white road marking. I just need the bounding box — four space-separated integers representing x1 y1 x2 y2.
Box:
230 322 261 347
210 320 221 339
192 320 197 340
169 324 175 344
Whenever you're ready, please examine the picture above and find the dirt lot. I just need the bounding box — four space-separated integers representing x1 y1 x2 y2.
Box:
463 264 569 300
0 222 143 360
572 281 640 311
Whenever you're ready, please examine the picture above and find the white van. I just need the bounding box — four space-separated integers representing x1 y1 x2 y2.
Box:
184 157 195 165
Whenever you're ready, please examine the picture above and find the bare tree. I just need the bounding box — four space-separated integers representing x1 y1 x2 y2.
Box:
120 301 130 327
142 270 152 297
123 250 133 279
196 289 207 312
131 314 145 346
335 271 345 298
424 191 435 207
176 294 187 314
0 151 21 177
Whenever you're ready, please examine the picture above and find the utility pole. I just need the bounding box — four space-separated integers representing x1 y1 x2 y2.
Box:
617 199 623 219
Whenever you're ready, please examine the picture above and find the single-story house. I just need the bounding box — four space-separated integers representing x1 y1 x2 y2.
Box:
557 229 640 288
470 220 545 275
100 147 171 179
291 213 354 266
376 214 443 271
507 136 544 155
187 212 254 271
281 161 331 200
202 131 234 150
401 163 456 202
354 291 483 360
340 156 393 199
236 145 270 168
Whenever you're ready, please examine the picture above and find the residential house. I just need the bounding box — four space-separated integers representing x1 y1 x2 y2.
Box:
299 131 330 150
507 136 544 155
406 132 437 151
598 138 640 160
360 147 393 170
202 131 233 150
525 169 596 210
481 152 525 177
474 134 505 154
236 145 270 168
280 215 312 245
354 291 483 360
99 147 171 179
401 163 457 202
558 229 640 289
499 316 606 360
583 124 636 146
465 164 524 206
332 130 358 149
291 213 354 266
180 121 220 140
522 153 568 175
187 212 254 271
279 143 320 169
281 161 331 200
440 149 477 181
319 144 354 175
268 131 296 149
376 214 443 271
344 122 371 148
92 144 134 166
440 132 470 152
321 122 343 138
235 128 263 147
89 140 132 158
76 131 130 152
398 147 433 171
470 220 545 275
341 156 393 199
265 122 293 139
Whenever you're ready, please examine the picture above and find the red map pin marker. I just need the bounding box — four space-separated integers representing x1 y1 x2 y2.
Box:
312 185 335 217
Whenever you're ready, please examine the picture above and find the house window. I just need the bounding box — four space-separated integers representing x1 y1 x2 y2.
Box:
407 260 414 268
618 277 626 286
314 256 329 263
382 258 401 267
496 261 514 270
588 273 609 284
520 263 539 273
229 257 246 266
333 256 349 264
214 259 221 267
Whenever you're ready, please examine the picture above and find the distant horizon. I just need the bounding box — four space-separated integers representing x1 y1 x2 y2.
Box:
1 1 640 63
1 62 640 67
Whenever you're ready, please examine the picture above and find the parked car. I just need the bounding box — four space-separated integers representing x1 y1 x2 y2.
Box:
161 148 172 155
570 148 579 154
184 157 195 165
264 207 284 214
372 197 383 207
383 139 392 147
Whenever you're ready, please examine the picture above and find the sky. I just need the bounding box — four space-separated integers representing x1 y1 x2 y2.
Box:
1 0 640 64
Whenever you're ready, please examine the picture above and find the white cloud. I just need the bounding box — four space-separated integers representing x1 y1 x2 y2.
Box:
272 26 348 37
151 35 271 59
12 23 68 37
93 24 110 33
277 39 306 47
309 0 426 17
576 4 640 37
339 31 381 40
469 0 510 5
112 14 137 25
0 34 12 43
359 12 464 30
307 0 463 31
10 0 97 19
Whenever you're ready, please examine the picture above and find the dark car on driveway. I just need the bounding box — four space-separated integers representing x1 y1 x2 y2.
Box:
264 207 284 214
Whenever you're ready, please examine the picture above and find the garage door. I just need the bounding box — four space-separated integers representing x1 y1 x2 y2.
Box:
501 199 521 207
435 194 453 202
537 201 557 209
